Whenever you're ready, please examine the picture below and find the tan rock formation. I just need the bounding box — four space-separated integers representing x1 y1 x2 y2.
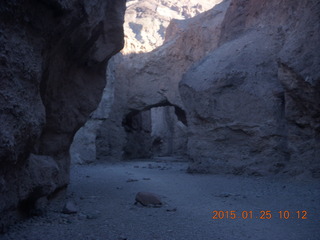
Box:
123 0 223 54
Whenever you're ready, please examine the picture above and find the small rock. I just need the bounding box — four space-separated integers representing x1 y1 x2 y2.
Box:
142 177 150 180
32 197 48 216
135 192 162 207
78 213 87 220
126 178 139 182
216 193 231 198
86 213 99 220
118 236 127 240
133 165 139 168
62 200 78 214
166 207 177 212
59 217 72 224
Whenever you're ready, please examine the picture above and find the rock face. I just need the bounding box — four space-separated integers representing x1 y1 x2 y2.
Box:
70 58 117 165
73 0 319 177
0 0 126 231
95 0 230 161
123 0 223 54
71 0 225 162
179 0 320 176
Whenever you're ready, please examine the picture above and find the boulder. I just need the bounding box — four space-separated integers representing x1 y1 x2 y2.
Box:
179 0 320 176
135 192 163 207
62 200 78 214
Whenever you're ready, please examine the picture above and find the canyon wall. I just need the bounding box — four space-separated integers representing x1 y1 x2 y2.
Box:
72 0 319 178
94 0 230 161
71 0 225 162
180 0 320 176
123 0 223 54
0 0 126 231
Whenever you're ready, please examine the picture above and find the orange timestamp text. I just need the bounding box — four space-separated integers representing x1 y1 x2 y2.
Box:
212 210 308 220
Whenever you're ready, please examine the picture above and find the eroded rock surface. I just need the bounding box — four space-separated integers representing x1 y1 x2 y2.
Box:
179 0 320 176
72 0 227 162
74 0 319 177
124 0 223 54
95 0 230 161
0 0 126 231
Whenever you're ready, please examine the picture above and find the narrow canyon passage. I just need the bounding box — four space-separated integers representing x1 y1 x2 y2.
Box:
2 158 319 240
1 0 319 238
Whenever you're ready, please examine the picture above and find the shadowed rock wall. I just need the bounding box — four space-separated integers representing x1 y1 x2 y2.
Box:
179 0 320 176
0 0 125 231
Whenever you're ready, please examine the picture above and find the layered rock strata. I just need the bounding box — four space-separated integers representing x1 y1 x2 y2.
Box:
0 0 125 231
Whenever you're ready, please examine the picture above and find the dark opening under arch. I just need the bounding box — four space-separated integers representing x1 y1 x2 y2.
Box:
122 101 188 159
122 100 187 130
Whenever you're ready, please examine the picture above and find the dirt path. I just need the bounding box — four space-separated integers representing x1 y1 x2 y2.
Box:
1 158 319 240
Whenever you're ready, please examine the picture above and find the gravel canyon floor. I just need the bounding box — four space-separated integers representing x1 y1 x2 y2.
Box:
1 158 319 240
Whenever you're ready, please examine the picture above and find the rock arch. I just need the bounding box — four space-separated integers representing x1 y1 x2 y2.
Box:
121 101 188 159
95 98 188 161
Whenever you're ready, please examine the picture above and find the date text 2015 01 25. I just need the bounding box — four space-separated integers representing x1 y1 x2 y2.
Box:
211 210 308 220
